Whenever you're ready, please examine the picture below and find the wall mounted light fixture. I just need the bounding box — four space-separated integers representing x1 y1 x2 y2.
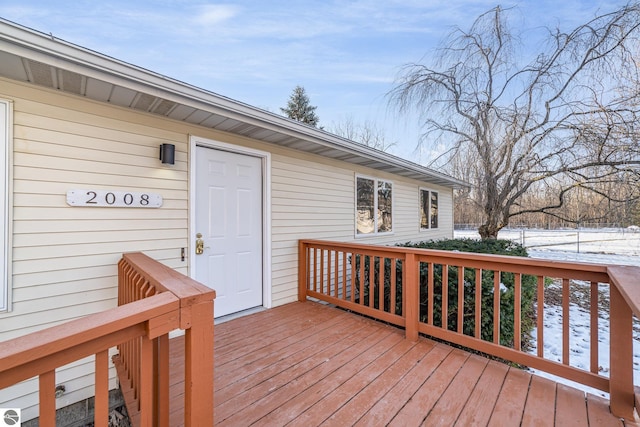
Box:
159 143 175 165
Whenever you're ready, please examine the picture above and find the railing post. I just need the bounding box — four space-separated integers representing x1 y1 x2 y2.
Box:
39 370 56 427
154 335 170 427
139 335 154 426
95 350 109 427
184 300 214 427
609 284 636 420
298 241 308 302
405 252 419 342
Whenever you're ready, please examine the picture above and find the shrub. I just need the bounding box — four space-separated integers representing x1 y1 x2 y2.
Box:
355 238 536 348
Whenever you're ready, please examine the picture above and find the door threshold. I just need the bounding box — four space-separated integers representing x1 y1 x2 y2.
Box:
215 306 266 324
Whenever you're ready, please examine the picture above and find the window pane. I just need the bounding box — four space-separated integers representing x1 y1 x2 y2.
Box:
430 192 438 228
420 189 429 230
377 181 392 232
357 178 375 234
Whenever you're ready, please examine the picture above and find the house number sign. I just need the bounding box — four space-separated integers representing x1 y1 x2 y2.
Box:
66 189 163 208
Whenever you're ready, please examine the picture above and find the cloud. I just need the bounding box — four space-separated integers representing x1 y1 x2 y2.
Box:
193 4 239 26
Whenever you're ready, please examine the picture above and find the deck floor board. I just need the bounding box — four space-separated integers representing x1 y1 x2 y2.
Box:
163 301 621 426
454 359 509 426
315 340 433 426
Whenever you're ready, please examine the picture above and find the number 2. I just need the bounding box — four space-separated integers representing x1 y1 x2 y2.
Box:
86 191 98 204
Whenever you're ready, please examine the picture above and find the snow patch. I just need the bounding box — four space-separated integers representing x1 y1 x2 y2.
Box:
455 228 640 397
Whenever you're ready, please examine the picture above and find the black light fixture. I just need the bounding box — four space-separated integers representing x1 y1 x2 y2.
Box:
159 143 175 165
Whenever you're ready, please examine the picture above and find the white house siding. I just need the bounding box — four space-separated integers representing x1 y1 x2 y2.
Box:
0 78 190 419
0 77 454 419
270 151 453 304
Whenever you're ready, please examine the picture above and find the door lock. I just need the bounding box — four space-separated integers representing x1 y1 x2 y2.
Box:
195 233 204 255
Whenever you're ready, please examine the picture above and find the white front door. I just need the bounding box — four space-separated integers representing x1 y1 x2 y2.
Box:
195 145 263 318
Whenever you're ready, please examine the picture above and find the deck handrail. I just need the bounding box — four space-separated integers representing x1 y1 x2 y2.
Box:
0 252 215 427
299 239 640 421
114 252 216 427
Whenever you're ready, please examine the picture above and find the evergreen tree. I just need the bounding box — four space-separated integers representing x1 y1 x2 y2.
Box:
280 85 319 127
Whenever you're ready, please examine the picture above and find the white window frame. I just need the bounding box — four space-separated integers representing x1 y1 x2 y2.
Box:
355 174 394 237
419 187 439 231
0 100 12 312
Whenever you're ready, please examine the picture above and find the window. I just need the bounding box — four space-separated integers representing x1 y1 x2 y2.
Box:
0 101 9 311
356 176 393 235
420 188 438 230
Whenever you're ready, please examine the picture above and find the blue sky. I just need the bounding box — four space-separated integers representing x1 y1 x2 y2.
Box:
0 0 627 162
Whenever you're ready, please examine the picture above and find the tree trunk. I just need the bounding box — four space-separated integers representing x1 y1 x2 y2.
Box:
478 223 500 239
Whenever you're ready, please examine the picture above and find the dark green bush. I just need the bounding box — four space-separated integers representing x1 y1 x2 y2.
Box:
355 238 536 348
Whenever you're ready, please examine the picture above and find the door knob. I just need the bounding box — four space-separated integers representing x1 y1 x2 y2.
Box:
195 233 204 255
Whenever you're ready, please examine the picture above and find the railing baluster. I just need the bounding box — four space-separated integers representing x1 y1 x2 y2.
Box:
458 266 464 334
514 273 522 351
359 254 365 306
379 256 385 311
306 244 310 296
320 249 325 295
333 251 340 298
590 281 598 374
493 271 500 344
475 268 482 338
313 248 318 293
350 251 356 303
428 262 434 325
326 249 330 296
308 247 313 293
562 278 570 365
135 338 140 397
442 265 449 330
369 255 375 308
537 276 545 358
341 251 347 300
390 258 397 316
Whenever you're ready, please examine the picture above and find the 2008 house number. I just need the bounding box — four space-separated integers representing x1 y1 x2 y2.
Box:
66 189 163 208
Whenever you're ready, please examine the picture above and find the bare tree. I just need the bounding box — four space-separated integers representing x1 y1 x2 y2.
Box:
390 4 640 239
330 115 397 152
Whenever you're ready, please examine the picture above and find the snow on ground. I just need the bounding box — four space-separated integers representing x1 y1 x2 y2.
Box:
454 228 640 397
488 228 640 260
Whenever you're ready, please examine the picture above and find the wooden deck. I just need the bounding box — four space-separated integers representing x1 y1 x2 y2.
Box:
168 301 626 426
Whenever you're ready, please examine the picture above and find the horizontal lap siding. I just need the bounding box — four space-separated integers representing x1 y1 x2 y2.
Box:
3 83 189 339
0 79 189 420
270 151 454 307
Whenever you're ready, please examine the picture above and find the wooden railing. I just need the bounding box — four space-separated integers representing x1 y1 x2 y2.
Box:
0 252 215 427
298 239 640 421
